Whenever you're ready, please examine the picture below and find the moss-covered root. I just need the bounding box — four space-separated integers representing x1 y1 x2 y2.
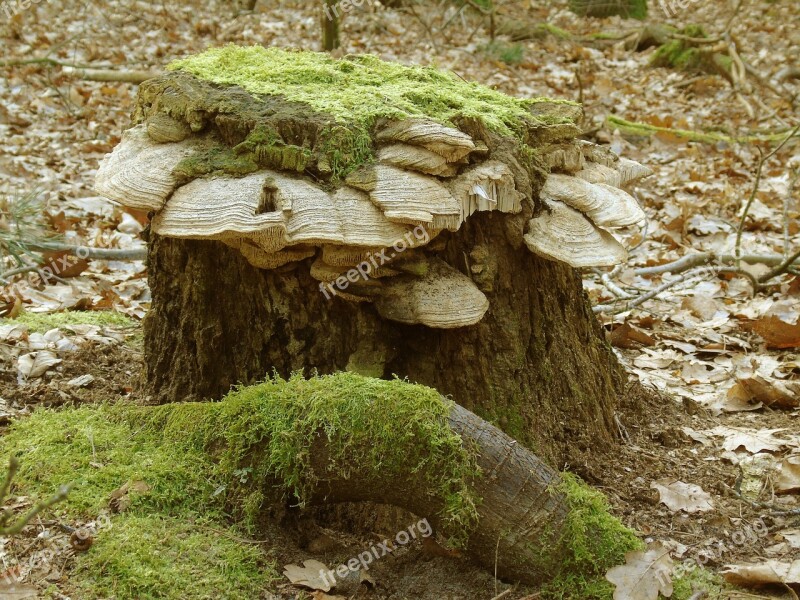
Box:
151 373 635 587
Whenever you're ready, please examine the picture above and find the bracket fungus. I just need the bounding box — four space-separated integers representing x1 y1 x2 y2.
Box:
95 45 651 332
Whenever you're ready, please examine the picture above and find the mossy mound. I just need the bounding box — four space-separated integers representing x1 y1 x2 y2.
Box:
0 401 274 599
134 45 580 182
651 25 733 79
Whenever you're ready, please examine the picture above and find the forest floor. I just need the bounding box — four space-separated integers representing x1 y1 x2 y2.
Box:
0 0 798 598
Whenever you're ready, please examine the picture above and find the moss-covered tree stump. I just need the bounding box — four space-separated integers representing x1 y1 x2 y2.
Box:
95 45 653 467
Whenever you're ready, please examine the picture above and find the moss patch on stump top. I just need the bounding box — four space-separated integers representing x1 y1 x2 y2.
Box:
134 45 580 182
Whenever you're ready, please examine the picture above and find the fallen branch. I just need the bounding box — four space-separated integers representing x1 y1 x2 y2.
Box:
0 57 158 83
26 242 146 261
61 66 160 84
607 116 799 144
632 252 800 276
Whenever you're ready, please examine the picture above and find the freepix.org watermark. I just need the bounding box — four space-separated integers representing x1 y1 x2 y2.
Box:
1 0 55 20
319 225 429 300
658 0 700 17
319 518 432 589
322 0 378 22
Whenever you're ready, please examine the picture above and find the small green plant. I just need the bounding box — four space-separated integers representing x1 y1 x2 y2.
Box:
0 457 68 536
0 190 55 268
483 41 525 65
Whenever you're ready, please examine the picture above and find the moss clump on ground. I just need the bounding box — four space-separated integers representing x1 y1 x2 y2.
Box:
651 25 733 80
540 473 645 599
2 310 137 333
0 404 275 599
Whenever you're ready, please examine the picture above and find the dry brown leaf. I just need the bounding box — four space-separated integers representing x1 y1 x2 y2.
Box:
775 455 800 493
109 480 151 513
605 542 673 600
650 480 714 513
750 316 800 349
283 560 332 592
722 559 800 585
41 250 90 279
734 376 799 409
780 529 800 549
681 296 720 321
610 323 656 349
710 426 791 454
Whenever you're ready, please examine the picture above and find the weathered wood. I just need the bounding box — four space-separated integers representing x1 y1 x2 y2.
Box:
307 402 568 585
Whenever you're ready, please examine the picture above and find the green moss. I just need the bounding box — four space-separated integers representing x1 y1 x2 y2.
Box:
0 405 275 598
149 372 481 543
651 25 732 80
539 473 645 599
3 310 137 333
73 515 275 600
173 145 260 181
165 46 578 180
234 125 313 173
672 565 727 600
169 46 561 138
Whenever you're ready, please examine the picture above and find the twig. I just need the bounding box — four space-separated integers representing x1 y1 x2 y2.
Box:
757 248 800 283
593 269 702 314
735 123 800 261
26 242 146 260
632 252 800 276
61 66 159 84
0 457 69 536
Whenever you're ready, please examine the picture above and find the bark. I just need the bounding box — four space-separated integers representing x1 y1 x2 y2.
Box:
307 402 569 585
143 201 624 466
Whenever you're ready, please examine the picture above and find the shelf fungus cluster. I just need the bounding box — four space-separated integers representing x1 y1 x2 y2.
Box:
95 47 651 330
526 140 652 268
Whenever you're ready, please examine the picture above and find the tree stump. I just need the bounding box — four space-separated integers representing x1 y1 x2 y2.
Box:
96 45 651 466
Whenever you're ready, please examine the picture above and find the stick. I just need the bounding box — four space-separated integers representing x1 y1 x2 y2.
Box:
61 66 160 84
632 253 800 276
26 242 146 260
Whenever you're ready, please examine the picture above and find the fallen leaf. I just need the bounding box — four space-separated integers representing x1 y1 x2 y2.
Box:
41 250 90 279
779 529 800 549
0 581 38 599
17 351 61 380
284 560 332 592
610 323 656 349
650 480 714 513
734 376 799 409
750 316 800 348
311 593 346 600
606 542 673 600
710 426 791 454
722 559 800 585
682 296 722 321
775 455 800 493
109 480 151 513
